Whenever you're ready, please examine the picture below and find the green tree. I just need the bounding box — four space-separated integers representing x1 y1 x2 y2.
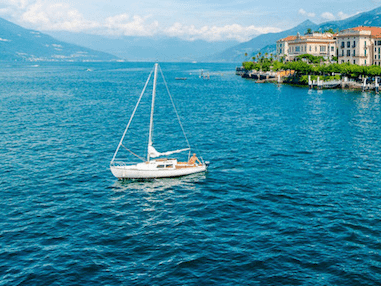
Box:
324 28 335 34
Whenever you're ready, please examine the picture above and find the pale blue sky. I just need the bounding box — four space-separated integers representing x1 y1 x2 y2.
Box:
0 0 380 42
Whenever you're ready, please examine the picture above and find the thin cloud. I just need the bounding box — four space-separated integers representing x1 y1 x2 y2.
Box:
321 11 352 21
164 23 281 42
321 12 336 21
298 9 316 18
337 11 350 20
0 0 280 42
104 14 160 37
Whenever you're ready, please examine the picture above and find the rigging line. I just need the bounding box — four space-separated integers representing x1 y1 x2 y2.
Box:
111 67 154 164
121 144 146 162
159 66 191 149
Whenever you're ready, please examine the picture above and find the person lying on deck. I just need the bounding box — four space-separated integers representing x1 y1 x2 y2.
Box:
188 153 201 165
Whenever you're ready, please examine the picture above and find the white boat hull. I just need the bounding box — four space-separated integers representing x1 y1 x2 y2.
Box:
110 164 207 179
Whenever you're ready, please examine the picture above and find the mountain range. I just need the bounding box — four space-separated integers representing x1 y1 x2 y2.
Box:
209 6 381 62
0 17 118 62
2 6 381 63
44 31 239 63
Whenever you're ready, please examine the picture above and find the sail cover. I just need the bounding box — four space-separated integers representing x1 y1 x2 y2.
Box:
148 145 190 158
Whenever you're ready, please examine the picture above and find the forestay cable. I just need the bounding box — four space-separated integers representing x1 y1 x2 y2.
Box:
111 68 154 164
159 66 191 149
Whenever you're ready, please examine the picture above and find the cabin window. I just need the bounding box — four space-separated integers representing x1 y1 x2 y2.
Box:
157 165 165 168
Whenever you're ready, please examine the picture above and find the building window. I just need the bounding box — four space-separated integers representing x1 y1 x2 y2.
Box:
378 47 380 53
378 40 381 45
347 41 350 48
280 48 282 54
315 46 317 52
347 50 351 56
365 49 367 56
365 60 367 65
341 60 344 63
353 50 355 56
353 41 356 48
295 46 300 52
341 42 345 48
331 46 334 52
320 46 326 52
342 50 344 56
365 41 367 47
353 60 356 64
309 46 311 51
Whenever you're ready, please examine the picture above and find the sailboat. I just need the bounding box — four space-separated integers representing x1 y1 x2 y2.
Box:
110 63 208 179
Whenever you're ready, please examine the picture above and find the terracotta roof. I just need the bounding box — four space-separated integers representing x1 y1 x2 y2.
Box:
279 35 297 41
351 26 381 38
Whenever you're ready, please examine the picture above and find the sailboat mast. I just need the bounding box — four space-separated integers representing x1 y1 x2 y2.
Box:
147 63 158 162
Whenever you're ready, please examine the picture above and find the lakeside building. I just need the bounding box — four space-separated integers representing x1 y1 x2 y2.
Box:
276 26 381 66
337 26 381 66
276 32 337 62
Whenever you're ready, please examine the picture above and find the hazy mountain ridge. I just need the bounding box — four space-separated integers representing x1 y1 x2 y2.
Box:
44 31 239 62
0 17 118 62
212 6 381 63
2 5 381 63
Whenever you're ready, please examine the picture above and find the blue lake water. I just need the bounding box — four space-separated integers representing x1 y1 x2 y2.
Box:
1 62 381 285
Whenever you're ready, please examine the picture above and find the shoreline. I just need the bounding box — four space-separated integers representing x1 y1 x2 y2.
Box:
237 68 380 92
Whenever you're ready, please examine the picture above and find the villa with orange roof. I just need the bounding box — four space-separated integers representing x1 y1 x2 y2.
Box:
276 32 337 61
337 26 381 66
276 26 381 66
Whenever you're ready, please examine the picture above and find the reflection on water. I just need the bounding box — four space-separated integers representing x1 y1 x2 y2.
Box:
110 172 207 193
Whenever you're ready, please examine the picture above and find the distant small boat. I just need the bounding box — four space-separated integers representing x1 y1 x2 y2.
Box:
175 77 187 80
110 63 208 179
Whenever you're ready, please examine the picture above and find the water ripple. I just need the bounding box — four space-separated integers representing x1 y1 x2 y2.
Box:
1 62 381 285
